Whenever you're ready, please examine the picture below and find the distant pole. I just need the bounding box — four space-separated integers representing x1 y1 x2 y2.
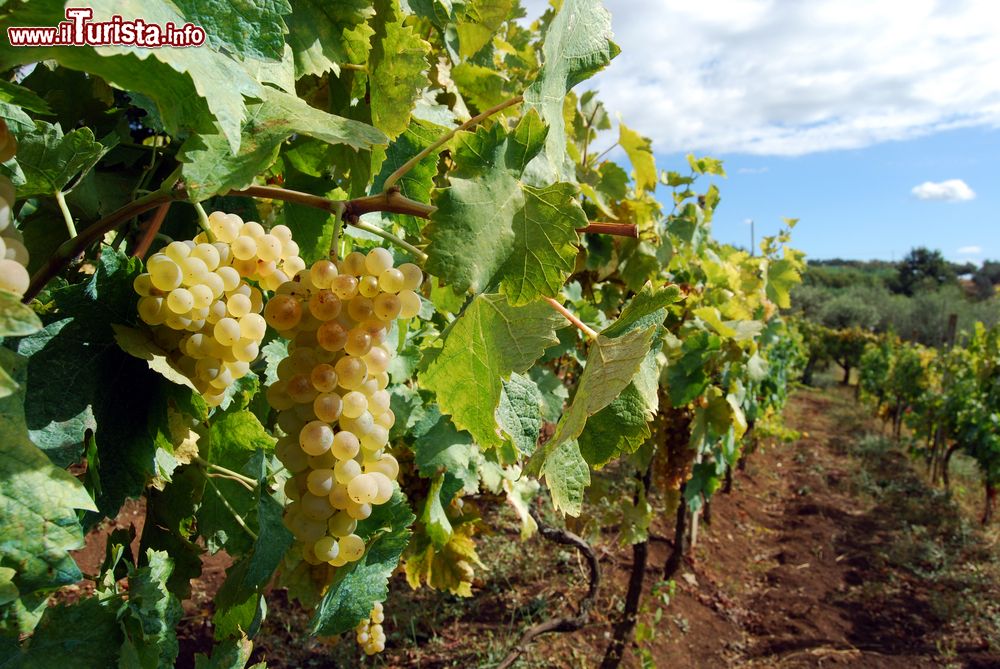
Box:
745 218 755 256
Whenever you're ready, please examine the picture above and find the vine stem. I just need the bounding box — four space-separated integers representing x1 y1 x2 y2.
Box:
131 202 171 259
191 201 216 242
545 297 598 340
353 218 428 262
204 476 258 541
53 190 77 238
194 456 259 489
578 222 637 238
382 94 524 190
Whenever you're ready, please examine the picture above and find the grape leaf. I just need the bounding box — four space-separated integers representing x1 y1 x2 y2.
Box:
412 411 478 493
523 0 619 180
527 325 658 477
371 119 445 236
766 256 802 309
618 121 656 194
403 518 482 597
496 373 542 456
118 549 182 669
455 0 513 58
112 325 198 392
369 0 432 139
0 290 42 338
0 0 263 154
420 293 563 450
0 349 95 605
310 491 414 635
1 121 107 197
666 331 722 407
424 111 586 304
137 465 205 600
171 0 292 62
284 0 375 78
542 439 590 516
451 63 515 111
180 87 386 200
601 282 682 339
193 636 256 669
0 81 51 115
11 596 123 668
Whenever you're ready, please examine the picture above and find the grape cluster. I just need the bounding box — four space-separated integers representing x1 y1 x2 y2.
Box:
134 211 304 406
0 119 31 297
354 602 386 655
268 248 421 578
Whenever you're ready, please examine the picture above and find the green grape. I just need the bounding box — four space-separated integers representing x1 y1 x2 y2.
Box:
239 313 266 341
266 381 295 411
342 391 368 419
398 263 423 290
373 293 402 322
180 256 209 286
358 275 380 298
378 268 405 293
214 317 241 347
331 275 359 299
287 374 318 403
344 328 373 357
310 259 338 288
231 235 257 261
138 296 166 325
310 364 339 392
360 425 389 451
366 453 399 480
335 356 367 390
167 288 195 314
331 430 360 460
368 389 391 415
300 420 334 456
317 321 349 352
397 290 421 319
334 458 362 484
362 347 390 375
346 500 372 520
368 472 394 505
341 251 367 276
306 468 336 496
208 211 240 242
207 300 228 324
375 410 395 429
301 493 335 521
232 339 259 363
202 272 225 299
329 484 351 510
149 256 183 291
313 536 339 562
347 296 374 322
257 234 282 262
216 266 241 292
347 473 378 504
264 293 302 331
308 449 338 470
314 392 344 422
227 293 252 318
365 248 393 275
308 290 342 321
241 221 265 239
338 533 366 562
133 273 153 296
190 284 214 309
165 240 191 262
328 512 357 538
191 243 220 270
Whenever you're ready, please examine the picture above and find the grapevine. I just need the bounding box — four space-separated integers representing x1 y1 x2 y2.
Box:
0 2 811 668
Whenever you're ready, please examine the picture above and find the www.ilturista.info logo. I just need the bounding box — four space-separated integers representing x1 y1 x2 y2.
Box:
7 7 206 47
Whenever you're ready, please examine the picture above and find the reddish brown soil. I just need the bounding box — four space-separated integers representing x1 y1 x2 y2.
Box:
65 385 1000 668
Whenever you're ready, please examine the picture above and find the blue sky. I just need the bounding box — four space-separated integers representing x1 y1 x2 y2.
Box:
521 0 1000 263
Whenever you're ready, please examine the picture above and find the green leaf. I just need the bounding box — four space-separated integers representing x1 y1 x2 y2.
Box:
420 474 453 548
523 0 619 180
766 257 800 309
528 325 658 476
0 348 95 602
0 80 51 115
0 290 42 338
180 87 386 200
0 0 263 154
542 439 590 516
13 596 123 668
310 491 414 636
451 63 514 111
171 0 292 61
420 294 563 449
119 549 182 669
619 122 656 193
601 282 681 339
369 0 431 139
455 0 513 58
687 154 726 176
412 411 478 493
424 111 586 303
496 373 542 456
371 119 445 235
137 466 205 600
529 366 569 423
666 331 721 407
2 121 106 197
284 0 375 78
112 325 198 392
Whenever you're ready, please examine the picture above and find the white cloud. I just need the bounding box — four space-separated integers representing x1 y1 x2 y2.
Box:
521 0 1000 155
911 179 976 201
957 245 983 254
737 166 769 174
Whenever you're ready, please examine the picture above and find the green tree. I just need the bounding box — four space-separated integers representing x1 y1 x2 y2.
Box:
891 247 954 296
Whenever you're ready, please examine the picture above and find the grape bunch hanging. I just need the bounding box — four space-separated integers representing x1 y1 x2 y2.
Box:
264 248 421 652
0 119 31 296
134 210 305 405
